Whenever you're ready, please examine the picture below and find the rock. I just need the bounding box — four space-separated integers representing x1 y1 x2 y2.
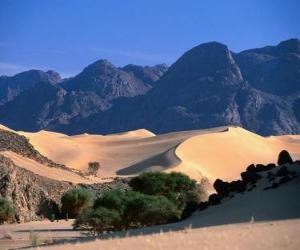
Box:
213 179 230 196
279 176 292 184
276 166 290 176
277 150 293 165
208 194 221 205
241 170 261 183
0 155 130 223
246 164 256 172
255 163 276 172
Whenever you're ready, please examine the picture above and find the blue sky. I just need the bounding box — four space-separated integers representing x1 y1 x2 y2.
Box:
0 0 299 77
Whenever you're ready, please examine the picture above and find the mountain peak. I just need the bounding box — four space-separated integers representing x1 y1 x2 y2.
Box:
277 38 300 54
83 59 115 73
161 41 243 87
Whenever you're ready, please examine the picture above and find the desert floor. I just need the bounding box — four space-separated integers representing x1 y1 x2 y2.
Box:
0 219 299 250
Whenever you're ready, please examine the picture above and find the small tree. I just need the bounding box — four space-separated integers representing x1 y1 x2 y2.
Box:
124 194 179 227
61 188 93 218
0 197 15 224
87 162 100 176
129 172 198 208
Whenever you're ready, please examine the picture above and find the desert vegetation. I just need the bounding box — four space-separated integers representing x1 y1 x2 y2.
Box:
87 162 100 176
0 196 15 224
61 188 93 218
72 172 202 233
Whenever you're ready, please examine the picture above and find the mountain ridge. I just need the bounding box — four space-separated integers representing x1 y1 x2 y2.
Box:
0 39 299 135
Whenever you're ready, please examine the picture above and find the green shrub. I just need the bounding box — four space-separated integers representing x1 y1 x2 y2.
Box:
0 197 15 224
129 172 198 208
75 189 179 232
124 193 179 227
61 188 92 218
74 207 121 233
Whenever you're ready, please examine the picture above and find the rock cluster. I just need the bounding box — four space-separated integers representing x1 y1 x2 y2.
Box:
199 150 298 211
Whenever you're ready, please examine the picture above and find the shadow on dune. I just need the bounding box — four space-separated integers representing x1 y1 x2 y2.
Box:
117 146 180 175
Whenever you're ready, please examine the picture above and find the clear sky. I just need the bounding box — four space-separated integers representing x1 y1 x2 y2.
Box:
0 0 299 77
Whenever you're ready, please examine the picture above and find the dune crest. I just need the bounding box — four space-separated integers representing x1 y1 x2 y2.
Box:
1 125 300 183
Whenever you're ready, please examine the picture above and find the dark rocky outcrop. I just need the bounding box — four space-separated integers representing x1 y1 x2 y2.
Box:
0 128 76 172
277 150 293 165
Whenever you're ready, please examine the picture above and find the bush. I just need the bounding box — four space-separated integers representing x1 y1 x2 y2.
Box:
0 197 15 224
87 162 100 176
74 207 122 233
61 188 93 218
129 172 198 208
75 189 179 232
124 193 179 227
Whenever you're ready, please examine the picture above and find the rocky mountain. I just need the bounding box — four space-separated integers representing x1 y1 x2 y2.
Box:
0 69 61 104
235 39 300 96
0 39 299 135
122 63 168 86
61 59 167 100
0 61 167 131
58 39 300 136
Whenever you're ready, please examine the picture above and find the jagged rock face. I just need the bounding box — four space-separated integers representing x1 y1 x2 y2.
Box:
0 155 73 222
235 39 300 96
0 128 69 170
0 154 130 223
122 64 168 86
62 59 154 100
0 70 61 104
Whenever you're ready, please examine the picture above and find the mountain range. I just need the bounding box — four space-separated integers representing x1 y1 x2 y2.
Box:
0 38 299 135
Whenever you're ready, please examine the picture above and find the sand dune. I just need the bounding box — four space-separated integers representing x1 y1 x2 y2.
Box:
1 125 299 183
16 164 300 250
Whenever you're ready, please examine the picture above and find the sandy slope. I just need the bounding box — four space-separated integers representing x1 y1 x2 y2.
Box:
20 126 300 181
0 151 94 184
0 125 299 183
3 164 298 250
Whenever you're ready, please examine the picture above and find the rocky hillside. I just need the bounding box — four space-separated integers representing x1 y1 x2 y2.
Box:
0 39 299 135
0 70 61 105
0 128 72 171
0 154 129 222
0 61 167 131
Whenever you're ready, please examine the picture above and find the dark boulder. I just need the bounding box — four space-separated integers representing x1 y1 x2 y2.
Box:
213 179 230 196
276 166 289 177
255 163 276 172
208 194 221 205
277 150 293 165
241 171 261 183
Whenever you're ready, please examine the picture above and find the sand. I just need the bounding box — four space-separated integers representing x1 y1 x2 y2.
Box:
0 151 95 184
0 125 299 183
2 164 299 250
